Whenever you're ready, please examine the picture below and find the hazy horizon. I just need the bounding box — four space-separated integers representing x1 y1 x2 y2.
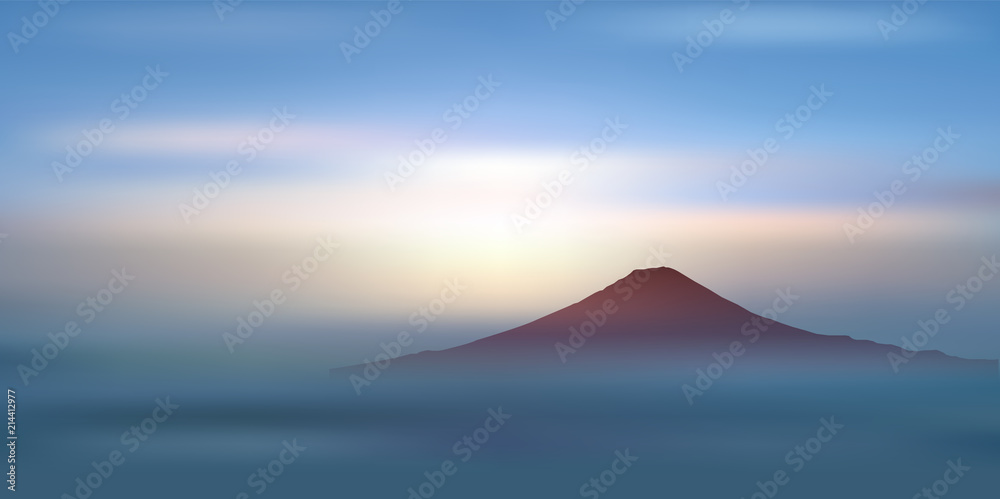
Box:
3 2 999 366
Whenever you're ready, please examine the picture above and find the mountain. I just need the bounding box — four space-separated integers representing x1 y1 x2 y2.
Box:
332 267 997 377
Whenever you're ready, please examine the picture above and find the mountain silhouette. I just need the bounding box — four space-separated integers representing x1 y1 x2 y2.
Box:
333 267 997 377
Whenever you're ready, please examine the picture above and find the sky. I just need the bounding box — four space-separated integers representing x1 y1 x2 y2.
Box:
1 1 999 363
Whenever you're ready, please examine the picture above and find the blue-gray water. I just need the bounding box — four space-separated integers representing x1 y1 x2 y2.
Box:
11 343 1000 499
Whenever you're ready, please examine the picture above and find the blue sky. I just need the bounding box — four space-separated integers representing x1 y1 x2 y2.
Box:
4 1 999 192
1 1 999 361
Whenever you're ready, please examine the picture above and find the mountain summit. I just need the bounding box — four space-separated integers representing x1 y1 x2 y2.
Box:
452 267 797 351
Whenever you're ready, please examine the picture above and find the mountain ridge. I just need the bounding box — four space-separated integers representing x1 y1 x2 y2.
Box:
332 267 997 376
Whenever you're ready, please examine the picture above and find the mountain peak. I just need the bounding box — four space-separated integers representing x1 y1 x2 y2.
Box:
580 266 741 325
626 266 679 277
622 266 688 284
595 267 723 308
616 267 701 287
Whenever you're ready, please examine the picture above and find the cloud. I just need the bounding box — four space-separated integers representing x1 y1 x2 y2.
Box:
96 122 388 156
600 3 968 46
